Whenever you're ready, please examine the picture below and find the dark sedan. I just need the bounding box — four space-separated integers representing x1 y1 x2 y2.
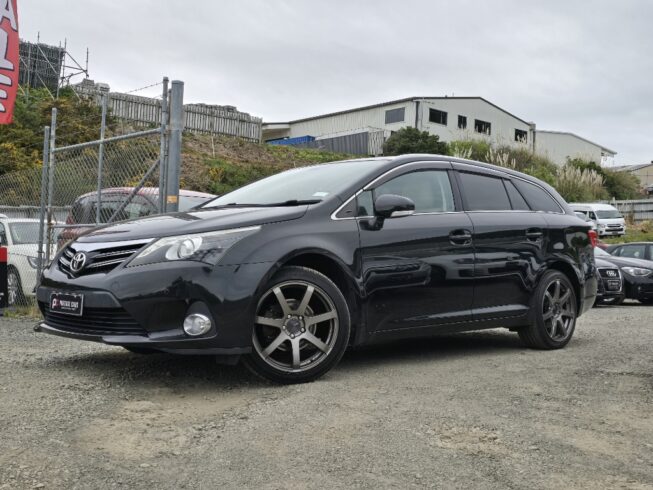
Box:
36 155 597 383
595 247 653 304
593 256 625 306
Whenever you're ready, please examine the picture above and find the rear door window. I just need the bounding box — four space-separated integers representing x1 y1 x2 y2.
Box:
458 172 511 211
513 179 561 213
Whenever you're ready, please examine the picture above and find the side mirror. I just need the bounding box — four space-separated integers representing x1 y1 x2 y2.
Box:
374 194 416 219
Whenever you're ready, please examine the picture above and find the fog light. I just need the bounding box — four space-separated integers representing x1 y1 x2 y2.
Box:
183 313 212 336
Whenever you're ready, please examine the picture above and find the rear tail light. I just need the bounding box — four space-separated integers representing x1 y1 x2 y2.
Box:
588 230 598 248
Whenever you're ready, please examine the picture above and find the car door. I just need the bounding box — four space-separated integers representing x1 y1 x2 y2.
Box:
453 164 547 320
358 162 475 332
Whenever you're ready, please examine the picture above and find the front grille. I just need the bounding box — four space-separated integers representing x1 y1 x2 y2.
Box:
606 224 623 229
599 268 620 279
597 268 622 292
59 242 147 276
40 302 147 336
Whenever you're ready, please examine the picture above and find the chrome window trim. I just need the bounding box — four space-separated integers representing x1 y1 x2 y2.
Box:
331 160 567 220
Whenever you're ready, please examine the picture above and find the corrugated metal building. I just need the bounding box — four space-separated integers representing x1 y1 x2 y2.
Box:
262 96 616 164
534 130 616 167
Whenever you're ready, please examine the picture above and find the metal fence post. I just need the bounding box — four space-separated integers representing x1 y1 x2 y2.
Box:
158 77 169 213
37 126 50 282
46 108 57 262
165 80 184 213
96 93 108 224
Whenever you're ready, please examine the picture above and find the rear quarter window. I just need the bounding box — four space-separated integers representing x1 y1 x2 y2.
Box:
513 179 561 213
504 180 530 211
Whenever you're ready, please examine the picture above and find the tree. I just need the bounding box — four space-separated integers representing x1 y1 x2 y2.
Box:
383 127 448 156
0 87 113 176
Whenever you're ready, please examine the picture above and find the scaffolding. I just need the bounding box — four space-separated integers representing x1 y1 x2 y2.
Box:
18 34 89 99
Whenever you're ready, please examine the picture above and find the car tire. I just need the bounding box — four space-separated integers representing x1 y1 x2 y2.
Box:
518 270 577 349
243 266 350 384
7 267 25 307
123 346 160 354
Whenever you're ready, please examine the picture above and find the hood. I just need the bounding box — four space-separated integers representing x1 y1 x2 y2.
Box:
77 206 307 243
595 257 619 269
596 254 653 270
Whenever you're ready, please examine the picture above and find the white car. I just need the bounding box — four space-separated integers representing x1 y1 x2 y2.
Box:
570 203 626 237
0 216 43 306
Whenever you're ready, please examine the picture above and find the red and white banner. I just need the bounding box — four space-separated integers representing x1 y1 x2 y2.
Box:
0 0 18 125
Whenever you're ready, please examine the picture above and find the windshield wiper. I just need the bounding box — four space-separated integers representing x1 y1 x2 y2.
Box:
204 199 321 209
264 199 322 206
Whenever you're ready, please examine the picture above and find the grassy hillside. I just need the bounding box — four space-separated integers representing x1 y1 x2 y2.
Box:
181 133 356 195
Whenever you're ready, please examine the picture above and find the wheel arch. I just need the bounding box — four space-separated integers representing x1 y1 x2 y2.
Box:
268 249 363 345
546 260 582 312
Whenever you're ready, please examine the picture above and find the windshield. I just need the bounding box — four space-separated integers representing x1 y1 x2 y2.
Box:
9 222 40 245
596 210 622 219
202 160 385 207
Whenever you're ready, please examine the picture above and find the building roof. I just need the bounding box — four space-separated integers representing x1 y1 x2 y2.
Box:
266 96 533 126
612 163 653 172
536 130 616 155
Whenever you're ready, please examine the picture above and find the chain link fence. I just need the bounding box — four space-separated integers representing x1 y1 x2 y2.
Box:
48 129 162 226
0 78 185 308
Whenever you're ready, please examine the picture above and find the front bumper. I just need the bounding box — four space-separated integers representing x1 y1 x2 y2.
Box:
598 227 625 236
33 322 250 354
624 276 653 301
37 259 274 352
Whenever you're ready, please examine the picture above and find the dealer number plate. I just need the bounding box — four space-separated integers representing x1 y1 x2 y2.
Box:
50 292 84 316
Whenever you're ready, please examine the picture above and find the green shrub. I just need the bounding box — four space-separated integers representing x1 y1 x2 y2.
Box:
383 127 448 156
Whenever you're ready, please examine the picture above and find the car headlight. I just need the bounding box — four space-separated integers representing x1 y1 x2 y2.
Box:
27 256 40 269
127 226 260 267
621 267 653 277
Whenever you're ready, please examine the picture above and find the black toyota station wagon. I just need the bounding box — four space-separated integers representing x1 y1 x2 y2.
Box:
36 155 598 383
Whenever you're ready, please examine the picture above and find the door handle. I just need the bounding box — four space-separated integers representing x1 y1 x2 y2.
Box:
449 229 473 246
526 228 543 241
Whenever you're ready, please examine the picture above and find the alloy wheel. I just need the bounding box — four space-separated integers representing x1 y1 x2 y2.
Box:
542 279 575 341
252 280 339 373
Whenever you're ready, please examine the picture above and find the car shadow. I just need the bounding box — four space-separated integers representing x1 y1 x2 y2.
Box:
45 329 532 388
47 348 267 387
339 330 524 370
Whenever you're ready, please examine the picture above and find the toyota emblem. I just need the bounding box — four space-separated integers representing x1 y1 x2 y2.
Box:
70 252 87 273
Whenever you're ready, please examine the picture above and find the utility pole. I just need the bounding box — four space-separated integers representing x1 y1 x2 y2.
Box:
165 80 184 213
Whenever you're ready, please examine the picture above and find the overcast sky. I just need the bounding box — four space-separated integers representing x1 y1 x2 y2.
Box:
19 0 653 164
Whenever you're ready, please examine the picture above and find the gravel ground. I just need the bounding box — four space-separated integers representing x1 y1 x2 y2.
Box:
0 303 651 489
